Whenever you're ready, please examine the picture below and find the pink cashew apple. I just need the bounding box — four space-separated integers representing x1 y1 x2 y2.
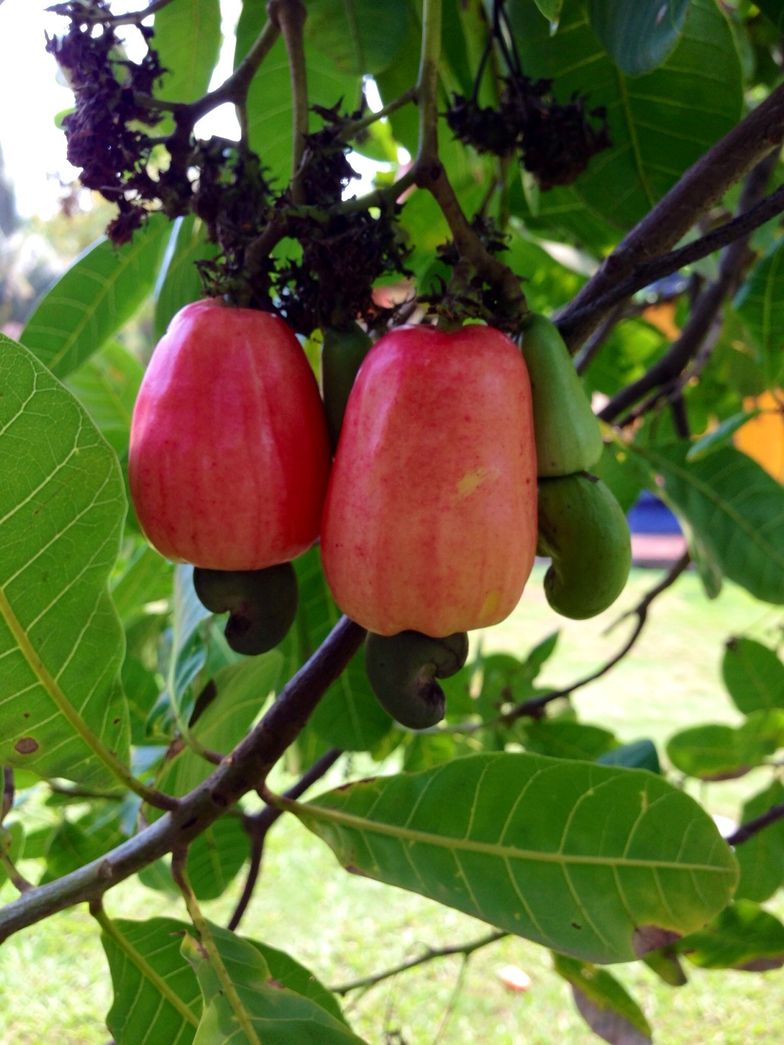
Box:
129 298 330 570
321 324 538 637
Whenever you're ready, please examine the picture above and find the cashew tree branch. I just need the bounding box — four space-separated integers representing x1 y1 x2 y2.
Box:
0 617 365 945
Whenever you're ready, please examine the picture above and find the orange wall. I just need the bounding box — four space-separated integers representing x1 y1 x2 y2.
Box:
734 391 784 483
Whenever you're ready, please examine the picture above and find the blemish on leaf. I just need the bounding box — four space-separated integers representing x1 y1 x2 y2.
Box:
14 737 38 755
633 925 680 957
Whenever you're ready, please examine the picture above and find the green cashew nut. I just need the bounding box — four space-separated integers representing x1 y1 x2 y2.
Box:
193 563 298 655
321 322 372 452
365 630 469 729
537 473 631 619
520 313 603 477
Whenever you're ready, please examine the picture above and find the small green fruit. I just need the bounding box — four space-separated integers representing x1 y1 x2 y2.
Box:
520 313 603 477
365 630 469 729
537 473 631 619
321 322 372 452
193 563 298 655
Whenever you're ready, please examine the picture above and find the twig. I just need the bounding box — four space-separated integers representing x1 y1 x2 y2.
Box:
0 616 365 944
330 929 507 995
726 802 784 847
598 153 776 424
564 182 784 341
438 553 691 735
557 80 784 347
49 0 175 24
270 0 309 203
227 747 343 931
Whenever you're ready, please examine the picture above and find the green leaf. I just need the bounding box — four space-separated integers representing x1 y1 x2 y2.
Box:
111 545 173 625
666 711 784 779
734 780 784 903
756 0 784 32
184 923 366 1043
0 335 130 790
304 0 411 75
588 0 690 76
524 720 619 761
154 217 217 339
185 816 250 901
101 916 352 1044
289 752 738 964
641 443 784 605
290 549 392 752
160 654 282 800
236 7 360 188
64 340 143 458
680 900 784 971
506 0 742 251
553 953 652 1042
534 0 564 22
249 940 349 1027
722 636 784 715
20 216 169 378
154 1 221 119
598 739 661 774
686 410 761 463
40 811 125 884
735 237 784 385
101 916 202 1045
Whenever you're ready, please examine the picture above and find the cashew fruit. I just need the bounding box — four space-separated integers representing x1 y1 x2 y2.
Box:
321 322 372 452
365 630 469 729
129 299 331 570
321 324 538 637
193 563 298 655
520 313 603 477
537 473 631 619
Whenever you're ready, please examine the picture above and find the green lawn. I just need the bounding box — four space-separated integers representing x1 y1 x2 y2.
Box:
1 565 783 1044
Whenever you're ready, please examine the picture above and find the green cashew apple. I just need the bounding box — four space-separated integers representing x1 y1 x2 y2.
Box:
321 324 538 637
321 322 372 452
193 564 298 656
129 298 331 571
537 473 631 619
520 313 603 477
365 630 469 729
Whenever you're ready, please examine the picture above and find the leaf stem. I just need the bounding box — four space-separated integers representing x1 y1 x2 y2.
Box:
172 851 260 1044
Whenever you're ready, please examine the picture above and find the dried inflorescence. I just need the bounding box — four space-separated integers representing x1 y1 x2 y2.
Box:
47 0 167 243
447 76 610 189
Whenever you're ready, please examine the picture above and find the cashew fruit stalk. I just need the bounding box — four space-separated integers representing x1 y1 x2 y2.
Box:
520 312 603 477
321 324 538 637
537 473 631 619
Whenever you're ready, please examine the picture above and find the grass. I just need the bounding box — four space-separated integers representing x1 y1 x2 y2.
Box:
1 565 783 1044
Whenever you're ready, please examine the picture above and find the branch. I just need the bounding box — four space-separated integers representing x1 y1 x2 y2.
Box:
598 153 776 424
557 80 784 347
227 747 343 931
0 616 365 944
726 802 784 847
565 182 784 343
330 929 507 995
440 553 691 735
